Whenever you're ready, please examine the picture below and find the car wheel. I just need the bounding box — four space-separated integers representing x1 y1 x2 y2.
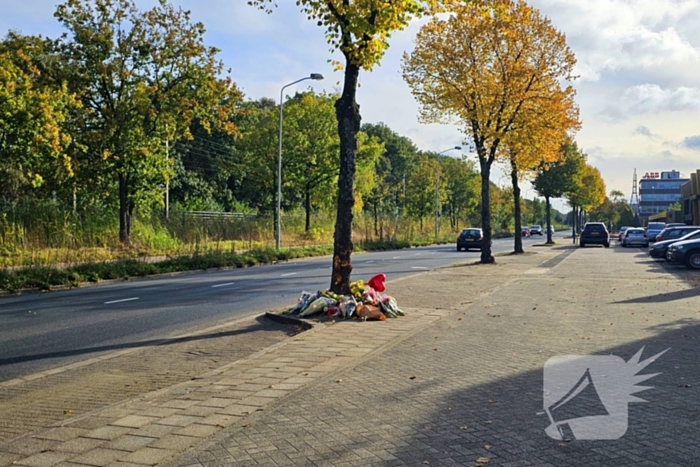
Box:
580 242 585 248
684 251 700 269
604 243 610 248
465 248 470 251
456 246 461 252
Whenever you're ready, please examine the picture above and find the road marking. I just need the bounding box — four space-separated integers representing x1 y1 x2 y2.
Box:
365 260 374 264
104 297 139 305
411 266 428 270
281 272 297 277
392 256 401 259
211 282 235 288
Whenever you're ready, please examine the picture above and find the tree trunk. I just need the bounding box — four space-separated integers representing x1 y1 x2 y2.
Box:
118 173 130 245
479 158 494 263
305 184 311 232
546 195 553 244
330 61 361 294
510 159 523 254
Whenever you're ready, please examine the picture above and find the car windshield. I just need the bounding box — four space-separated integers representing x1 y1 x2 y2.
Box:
628 229 644 235
461 229 480 238
584 224 606 232
679 231 700 241
648 223 665 230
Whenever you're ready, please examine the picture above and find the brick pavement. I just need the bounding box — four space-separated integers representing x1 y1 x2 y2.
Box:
0 245 557 466
166 245 700 466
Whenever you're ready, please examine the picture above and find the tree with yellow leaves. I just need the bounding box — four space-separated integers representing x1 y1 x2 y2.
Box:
502 78 580 253
250 0 457 293
402 0 577 263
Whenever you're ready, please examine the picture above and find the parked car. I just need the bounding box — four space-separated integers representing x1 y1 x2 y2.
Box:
653 225 700 243
621 228 649 247
645 222 666 242
530 225 543 235
580 222 610 248
666 237 700 269
618 226 632 242
521 227 531 237
650 230 700 259
456 228 483 251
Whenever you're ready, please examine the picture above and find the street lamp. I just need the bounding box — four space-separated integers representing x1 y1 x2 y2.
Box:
495 174 507 233
276 73 324 250
435 146 462 239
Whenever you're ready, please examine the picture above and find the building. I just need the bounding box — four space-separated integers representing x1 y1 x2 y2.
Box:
681 170 700 225
638 170 688 221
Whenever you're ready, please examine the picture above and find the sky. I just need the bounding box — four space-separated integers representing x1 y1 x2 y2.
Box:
2 0 700 213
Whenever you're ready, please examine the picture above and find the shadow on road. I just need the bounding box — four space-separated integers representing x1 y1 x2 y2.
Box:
0 315 295 367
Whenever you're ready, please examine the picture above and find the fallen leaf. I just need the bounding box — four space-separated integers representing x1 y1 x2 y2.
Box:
460 425 468 430
269 385 275 388
484 420 492 424
336 379 342 383
423 461 429 465
485 444 492 450
476 457 491 463
410 375 417 380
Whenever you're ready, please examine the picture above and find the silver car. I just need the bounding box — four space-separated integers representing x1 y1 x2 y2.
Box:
621 228 649 247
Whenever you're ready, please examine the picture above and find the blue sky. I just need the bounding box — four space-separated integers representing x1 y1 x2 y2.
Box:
3 0 700 212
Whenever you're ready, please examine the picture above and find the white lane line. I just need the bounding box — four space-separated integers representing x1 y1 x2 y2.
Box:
411 266 428 270
392 256 401 259
281 272 297 277
365 260 375 264
104 297 139 305
211 282 235 288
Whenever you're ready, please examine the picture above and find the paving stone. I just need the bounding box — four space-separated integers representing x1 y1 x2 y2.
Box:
155 415 203 427
69 448 127 466
104 434 155 452
82 426 132 441
122 447 177 465
33 427 87 442
15 451 72 467
109 416 158 429
3 438 61 456
150 434 201 451
53 437 106 454
173 424 220 438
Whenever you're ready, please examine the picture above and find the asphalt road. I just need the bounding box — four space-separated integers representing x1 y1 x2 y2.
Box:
0 234 558 382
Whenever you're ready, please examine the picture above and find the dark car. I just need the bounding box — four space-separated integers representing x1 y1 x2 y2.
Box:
580 222 610 248
653 225 700 243
650 230 700 259
456 228 483 251
645 222 666 242
666 237 700 269
521 227 531 237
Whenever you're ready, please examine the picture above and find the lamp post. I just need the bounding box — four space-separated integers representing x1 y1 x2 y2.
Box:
276 73 324 250
435 146 462 239
524 187 533 226
495 174 506 233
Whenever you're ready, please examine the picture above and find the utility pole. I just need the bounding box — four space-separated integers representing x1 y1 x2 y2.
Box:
165 125 169 220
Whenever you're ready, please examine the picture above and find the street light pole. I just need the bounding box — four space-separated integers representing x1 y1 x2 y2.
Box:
276 73 324 250
435 146 462 240
496 174 506 233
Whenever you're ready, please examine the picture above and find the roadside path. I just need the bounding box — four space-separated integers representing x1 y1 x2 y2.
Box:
0 245 559 466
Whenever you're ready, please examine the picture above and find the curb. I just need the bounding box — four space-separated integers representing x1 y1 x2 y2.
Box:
264 311 314 331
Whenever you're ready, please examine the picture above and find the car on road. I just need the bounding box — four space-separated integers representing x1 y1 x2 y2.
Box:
620 228 649 247
618 226 632 242
521 227 531 237
530 225 543 235
666 237 700 269
456 228 483 251
653 225 700 243
645 222 666 242
580 222 610 248
547 226 555 236
649 229 700 259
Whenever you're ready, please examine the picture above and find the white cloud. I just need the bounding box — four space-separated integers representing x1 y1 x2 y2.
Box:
601 84 700 120
531 0 700 81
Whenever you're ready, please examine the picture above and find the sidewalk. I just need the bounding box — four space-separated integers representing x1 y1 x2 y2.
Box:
4 244 700 466
0 246 560 466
